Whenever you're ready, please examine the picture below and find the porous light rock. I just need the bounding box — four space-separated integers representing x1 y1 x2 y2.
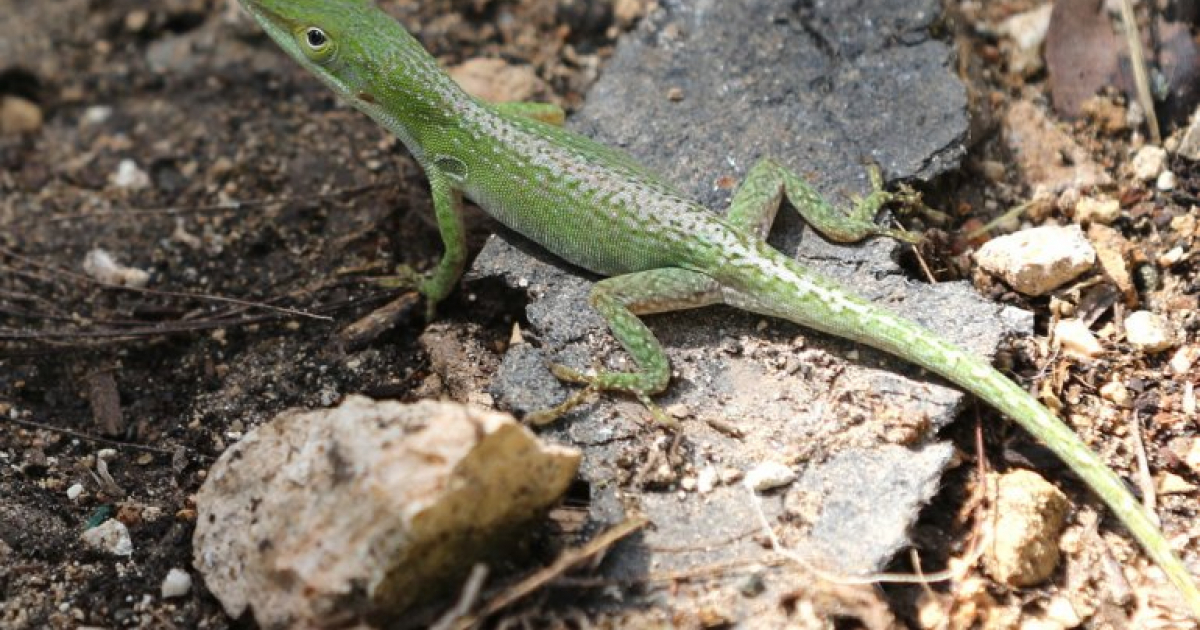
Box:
193 396 580 629
982 470 1069 587
975 225 1096 296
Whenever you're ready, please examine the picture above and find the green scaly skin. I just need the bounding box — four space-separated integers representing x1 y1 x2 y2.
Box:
239 0 1200 615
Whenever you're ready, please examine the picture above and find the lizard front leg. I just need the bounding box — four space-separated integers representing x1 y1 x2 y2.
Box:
525 268 722 426
384 163 467 320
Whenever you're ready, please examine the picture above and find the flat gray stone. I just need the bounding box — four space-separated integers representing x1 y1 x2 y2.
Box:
470 0 1022 611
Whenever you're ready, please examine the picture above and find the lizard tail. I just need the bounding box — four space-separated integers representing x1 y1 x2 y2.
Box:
741 256 1200 614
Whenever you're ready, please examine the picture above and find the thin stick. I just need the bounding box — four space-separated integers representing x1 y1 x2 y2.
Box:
1117 0 1161 144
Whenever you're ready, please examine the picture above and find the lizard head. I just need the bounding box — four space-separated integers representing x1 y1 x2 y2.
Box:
237 0 399 101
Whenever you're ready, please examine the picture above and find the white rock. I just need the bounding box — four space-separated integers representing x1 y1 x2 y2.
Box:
1131 145 1167 181
1157 472 1196 495
192 396 580 629
982 470 1069 587
1073 196 1120 225
66 483 84 500
1055 319 1104 360
975 225 1095 296
696 466 719 494
161 568 193 599
1169 345 1198 374
1156 170 1176 191
997 5 1053 76
744 461 796 492
82 249 150 288
81 519 133 557
111 158 151 190
1125 311 1175 352
1099 380 1131 408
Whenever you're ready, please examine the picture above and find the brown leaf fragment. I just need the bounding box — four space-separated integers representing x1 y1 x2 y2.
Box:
86 369 125 437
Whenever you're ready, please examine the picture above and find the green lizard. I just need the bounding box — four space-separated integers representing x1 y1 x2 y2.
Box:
238 0 1200 615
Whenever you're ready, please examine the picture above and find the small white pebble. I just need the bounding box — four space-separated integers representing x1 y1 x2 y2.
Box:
1125 311 1175 352
111 158 151 190
1131 145 1167 181
744 461 796 492
1099 380 1131 408
1159 246 1185 266
1054 319 1103 360
1044 595 1082 627
1157 472 1196 495
679 476 697 491
696 466 718 494
1156 170 1176 191
83 249 150 288
66 483 84 500
80 520 133 556
82 105 113 126
1169 346 1198 374
161 568 193 599
1073 196 1120 224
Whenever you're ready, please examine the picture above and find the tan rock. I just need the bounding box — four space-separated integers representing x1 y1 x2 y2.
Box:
982 470 1069 587
193 396 580 629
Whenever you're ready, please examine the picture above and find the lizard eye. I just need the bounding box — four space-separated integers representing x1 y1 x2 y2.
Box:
304 27 327 49
299 27 336 62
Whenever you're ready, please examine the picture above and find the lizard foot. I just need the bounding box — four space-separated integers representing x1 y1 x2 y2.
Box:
524 363 679 428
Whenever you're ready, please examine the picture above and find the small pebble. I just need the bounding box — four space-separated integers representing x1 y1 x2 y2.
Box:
744 461 796 492
696 466 718 494
1124 311 1175 352
83 249 150 288
1157 473 1196 495
1054 319 1103 360
110 159 151 190
1131 145 1167 181
161 568 193 599
1156 170 1176 191
982 470 1069 587
1169 346 1198 374
80 519 133 557
1099 380 1131 408
1073 196 1120 224
0 96 44 135
974 225 1096 296
67 483 84 500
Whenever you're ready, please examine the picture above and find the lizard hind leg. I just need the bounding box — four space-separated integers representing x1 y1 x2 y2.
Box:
729 158 921 244
524 268 723 426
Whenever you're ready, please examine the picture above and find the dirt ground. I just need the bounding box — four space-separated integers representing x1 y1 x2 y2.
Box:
2 0 1199 628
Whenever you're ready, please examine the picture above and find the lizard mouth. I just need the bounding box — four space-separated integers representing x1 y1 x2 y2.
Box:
239 2 300 37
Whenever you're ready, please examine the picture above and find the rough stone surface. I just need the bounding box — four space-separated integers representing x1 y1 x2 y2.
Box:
982 470 1069 587
192 396 580 629
1003 99 1111 193
974 225 1096 296
470 0 1021 598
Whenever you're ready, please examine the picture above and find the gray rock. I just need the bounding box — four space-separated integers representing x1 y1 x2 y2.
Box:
470 0 1011 614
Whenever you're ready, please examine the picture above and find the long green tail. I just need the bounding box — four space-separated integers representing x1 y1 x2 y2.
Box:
756 257 1200 614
